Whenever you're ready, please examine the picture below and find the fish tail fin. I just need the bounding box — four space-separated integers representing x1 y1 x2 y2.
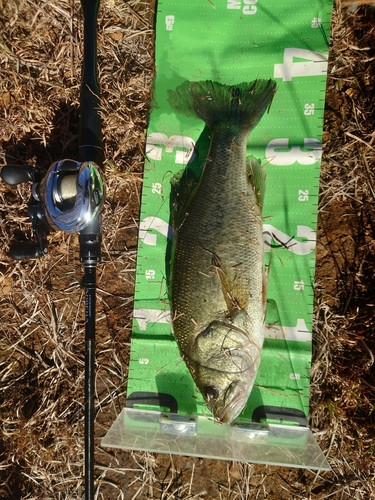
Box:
168 79 277 131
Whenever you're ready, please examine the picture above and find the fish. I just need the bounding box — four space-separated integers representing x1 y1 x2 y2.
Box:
167 79 277 424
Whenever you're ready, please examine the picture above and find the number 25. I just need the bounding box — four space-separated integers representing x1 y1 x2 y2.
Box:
298 189 309 201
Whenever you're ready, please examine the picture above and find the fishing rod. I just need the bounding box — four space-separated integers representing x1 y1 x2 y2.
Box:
1 1 104 498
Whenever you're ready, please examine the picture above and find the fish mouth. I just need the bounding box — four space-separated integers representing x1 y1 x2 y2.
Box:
212 380 250 424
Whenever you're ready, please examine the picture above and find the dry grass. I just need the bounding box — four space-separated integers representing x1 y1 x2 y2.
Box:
0 1 154 498
1 0 375 499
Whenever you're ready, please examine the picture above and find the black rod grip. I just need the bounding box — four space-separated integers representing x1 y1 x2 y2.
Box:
79 0 103 168
1 165 34 186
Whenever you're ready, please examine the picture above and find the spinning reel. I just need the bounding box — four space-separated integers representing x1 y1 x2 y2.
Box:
1 160 104 260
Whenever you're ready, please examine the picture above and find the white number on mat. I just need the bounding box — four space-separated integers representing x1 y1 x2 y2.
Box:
151 182 162 194
298 189 309 202
146 133 196 164
265 318 312 342
139 216 172 246
263 224 316 255
274 48 328 81
293 280 305 291
304 103 315 115
227 0 257 14
265 138 322 166
133 309 171 331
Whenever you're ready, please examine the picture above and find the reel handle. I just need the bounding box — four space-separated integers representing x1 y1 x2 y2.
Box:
10 242 46 260
1 165 35 186
0 165 49 259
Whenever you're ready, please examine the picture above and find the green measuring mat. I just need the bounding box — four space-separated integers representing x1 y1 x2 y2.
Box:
126 1 333 428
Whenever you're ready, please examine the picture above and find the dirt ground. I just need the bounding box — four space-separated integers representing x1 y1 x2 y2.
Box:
1 0 375 499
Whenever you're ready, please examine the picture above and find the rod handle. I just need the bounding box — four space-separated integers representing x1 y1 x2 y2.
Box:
1 165 34 186
10 242 46 260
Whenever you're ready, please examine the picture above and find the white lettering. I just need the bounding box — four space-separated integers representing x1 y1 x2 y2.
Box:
274 48 328 81
133 309 171 331
298 189 309 202
266 138 322 166
165 16 174 31
265 318 312 342
227 0 241 9
151 182 162 194
227 0 257 13
293 280 305 291
139 217 172 246
145 270 156 280
263 224 316 255
243 0 257 14
311 17 322 28
304 103 315 116
146 133 196 164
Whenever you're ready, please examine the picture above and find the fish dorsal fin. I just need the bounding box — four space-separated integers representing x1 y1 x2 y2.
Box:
247 156 266 208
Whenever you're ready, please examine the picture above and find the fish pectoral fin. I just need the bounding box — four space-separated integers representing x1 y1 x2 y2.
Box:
246 156 266 208
218 268 250 313
208 252 249 312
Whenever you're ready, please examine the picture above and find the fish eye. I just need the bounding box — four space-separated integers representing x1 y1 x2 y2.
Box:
204 385 218 401
202 325 214 338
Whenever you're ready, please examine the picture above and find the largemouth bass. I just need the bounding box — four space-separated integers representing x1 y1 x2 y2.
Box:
168 79 277 424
